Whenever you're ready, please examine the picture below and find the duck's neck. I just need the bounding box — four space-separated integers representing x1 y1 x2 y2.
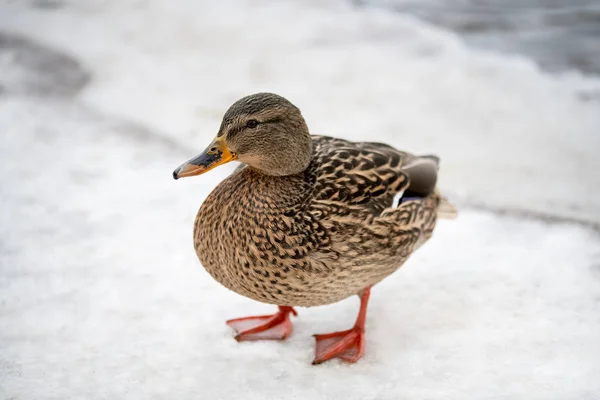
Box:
238 167 310 211
244 154 311 177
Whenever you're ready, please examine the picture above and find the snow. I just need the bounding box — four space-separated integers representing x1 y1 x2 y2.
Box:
1 1 599 399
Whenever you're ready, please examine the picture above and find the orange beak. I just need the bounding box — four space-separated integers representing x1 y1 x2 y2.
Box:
172 135 237 179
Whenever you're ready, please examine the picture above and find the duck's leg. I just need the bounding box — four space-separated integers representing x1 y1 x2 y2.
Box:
226 306 297 341
312 286 371 364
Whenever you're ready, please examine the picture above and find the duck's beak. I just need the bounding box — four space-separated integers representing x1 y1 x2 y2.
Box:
172 135 237 180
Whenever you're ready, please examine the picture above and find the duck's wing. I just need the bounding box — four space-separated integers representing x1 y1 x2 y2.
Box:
303 136 455 279
308 135 439 215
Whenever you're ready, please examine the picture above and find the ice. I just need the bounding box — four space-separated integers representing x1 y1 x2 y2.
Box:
1 1 599 399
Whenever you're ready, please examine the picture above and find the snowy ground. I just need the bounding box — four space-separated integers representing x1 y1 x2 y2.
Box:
1 1 600 399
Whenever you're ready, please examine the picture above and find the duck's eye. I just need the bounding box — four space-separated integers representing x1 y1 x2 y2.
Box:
246 119 259 129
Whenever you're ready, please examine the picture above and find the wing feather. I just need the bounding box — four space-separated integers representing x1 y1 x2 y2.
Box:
308 135 438 215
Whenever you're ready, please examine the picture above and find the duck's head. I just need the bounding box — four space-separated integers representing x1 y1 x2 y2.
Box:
173 93 311 179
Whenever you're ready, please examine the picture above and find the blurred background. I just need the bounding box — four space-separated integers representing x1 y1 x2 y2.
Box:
1 1 599 399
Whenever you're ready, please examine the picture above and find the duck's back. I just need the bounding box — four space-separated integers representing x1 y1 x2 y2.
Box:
194 135 449 307
308 135 439 211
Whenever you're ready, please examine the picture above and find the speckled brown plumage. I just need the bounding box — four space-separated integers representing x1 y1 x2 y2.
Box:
173 93 457 363
193 134 450 307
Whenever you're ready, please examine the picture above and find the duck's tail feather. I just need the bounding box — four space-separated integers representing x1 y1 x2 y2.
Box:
399 154 457 219
437 196 458 219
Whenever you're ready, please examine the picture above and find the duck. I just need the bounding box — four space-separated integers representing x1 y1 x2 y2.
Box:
173 92 457 364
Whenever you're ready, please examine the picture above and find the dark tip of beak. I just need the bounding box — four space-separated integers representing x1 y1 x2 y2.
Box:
172 169 179 180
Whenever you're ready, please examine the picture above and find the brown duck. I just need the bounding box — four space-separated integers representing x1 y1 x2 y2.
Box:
173 93 457 364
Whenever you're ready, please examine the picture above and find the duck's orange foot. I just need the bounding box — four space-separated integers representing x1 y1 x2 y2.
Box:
312 327 365 364
226 306 297 341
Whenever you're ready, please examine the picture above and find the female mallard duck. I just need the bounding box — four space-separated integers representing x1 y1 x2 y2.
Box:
173 93 456 364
